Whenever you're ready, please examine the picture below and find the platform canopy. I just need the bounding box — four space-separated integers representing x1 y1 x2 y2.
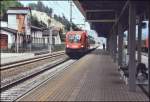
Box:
74 0 149 38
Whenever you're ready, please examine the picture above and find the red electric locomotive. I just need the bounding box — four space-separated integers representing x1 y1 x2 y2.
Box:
65 31 89 56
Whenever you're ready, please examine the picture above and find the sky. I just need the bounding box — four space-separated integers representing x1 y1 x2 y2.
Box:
19 0 91 30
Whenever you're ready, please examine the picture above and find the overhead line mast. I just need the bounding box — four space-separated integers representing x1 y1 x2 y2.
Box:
70 0 72 31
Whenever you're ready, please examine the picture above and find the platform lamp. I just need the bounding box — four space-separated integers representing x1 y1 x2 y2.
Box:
48 19 52 53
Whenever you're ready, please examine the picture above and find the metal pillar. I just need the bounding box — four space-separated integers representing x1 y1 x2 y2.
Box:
112 28 117 62
106 38 109 51
148 5 150 97
118 22 123 66
110 34 113 58
128 1 136 92
16 32 19 53
111 31 114 58
109 35 112 55
70 0 73 31
49 27 52 53
137 19 142 63
48 20 52 53
114 27 117 62
127 29 129 54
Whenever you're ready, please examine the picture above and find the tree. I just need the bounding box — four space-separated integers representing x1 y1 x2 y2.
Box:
88 35 96 44
28 3 37 10
36 1 44 12
0 0 23 18
28 1 53 17
59 28 65 42
31 16 40 27
31 15 47 28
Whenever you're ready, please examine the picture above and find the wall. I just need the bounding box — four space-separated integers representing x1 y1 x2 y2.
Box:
0 21 8 27
8 15 18 30
31 30 44 44
0 30 15 48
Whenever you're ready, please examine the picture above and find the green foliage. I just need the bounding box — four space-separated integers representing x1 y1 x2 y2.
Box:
88 35 95 44
28 3 37 10
31 15 47 28
0 0 23 18
28 1 53 17
54 14 81 31
59 28 66 42
28 1 80 31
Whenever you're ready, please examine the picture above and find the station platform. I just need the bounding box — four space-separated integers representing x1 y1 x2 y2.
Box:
1 53 34 64
18 49 149 101
0 51 63 65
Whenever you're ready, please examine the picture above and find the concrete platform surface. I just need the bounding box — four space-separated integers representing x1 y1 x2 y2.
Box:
1 53 34 64
0 51 64 65
18 49 149 101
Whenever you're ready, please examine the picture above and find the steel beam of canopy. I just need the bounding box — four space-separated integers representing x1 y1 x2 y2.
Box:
85 9 114 13
73 1 86 17
86 9 115 22
118 22 124 66
87 19 116 23
128 1 136 92
110 0 129 34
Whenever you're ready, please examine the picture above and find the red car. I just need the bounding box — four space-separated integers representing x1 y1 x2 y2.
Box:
65 31 89 56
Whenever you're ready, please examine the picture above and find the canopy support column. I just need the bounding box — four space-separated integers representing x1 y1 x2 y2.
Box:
112 28 117 62
148 5 150 97
128 1 136 92
118 22 123 66
106 37 109 51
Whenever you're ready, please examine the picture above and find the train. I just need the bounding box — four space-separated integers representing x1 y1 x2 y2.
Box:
141 37 149 52
65 31 90 57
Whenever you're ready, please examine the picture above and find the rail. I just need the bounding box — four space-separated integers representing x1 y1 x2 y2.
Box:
0 51 65 70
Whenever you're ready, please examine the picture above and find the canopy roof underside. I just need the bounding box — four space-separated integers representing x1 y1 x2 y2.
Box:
74 0 149 37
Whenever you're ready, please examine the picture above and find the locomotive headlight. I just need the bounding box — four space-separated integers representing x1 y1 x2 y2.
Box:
81 45 84 48
66 44 69 48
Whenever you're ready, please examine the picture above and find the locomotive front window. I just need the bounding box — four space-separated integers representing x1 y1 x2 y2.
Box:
68 34 81 43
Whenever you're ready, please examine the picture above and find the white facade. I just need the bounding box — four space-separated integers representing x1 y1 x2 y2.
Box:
31 31 43 44
0 21 8 27
7 9 31 35
53 34 61 44
7 15 18 30
52 28 61 44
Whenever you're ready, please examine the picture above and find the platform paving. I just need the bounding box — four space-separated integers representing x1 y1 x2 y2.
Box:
18 49 149 101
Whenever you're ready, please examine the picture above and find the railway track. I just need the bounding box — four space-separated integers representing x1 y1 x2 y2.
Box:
0 48 95 101
0 51 65 70
1 57 78 101
0 51 68 90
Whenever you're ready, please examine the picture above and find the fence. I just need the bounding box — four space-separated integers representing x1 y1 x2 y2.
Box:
1 43 65 53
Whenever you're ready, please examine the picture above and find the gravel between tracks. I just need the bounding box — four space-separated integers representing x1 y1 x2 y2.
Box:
1 54 68 88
